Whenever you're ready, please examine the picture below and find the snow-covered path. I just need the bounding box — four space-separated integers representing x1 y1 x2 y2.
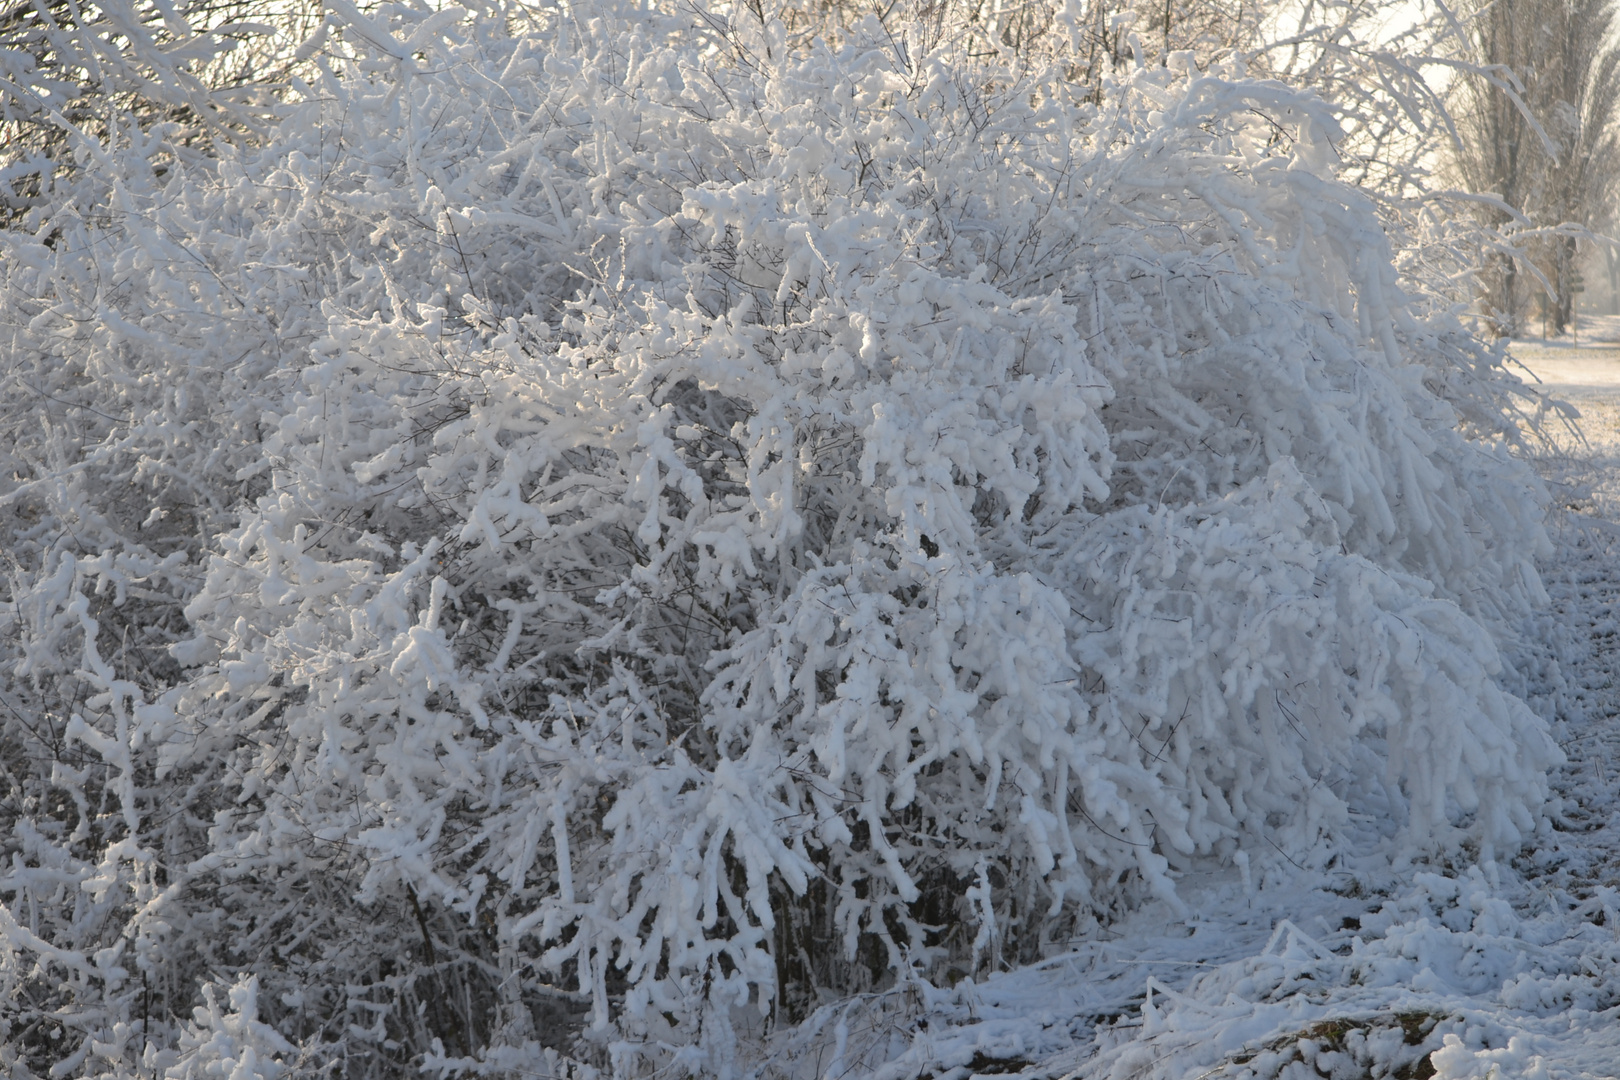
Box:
755 356 1620 1080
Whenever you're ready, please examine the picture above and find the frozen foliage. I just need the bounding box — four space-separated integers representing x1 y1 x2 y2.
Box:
745 363 1620 1080
1037 504 1620 1080
0 1 1564 1075
164 976 297 1080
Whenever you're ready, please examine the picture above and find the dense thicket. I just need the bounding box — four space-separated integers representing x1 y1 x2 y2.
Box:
0 2 1567 1077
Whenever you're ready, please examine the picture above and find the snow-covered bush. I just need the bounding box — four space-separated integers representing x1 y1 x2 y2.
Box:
0 1 1561 1075
163 976 296 1080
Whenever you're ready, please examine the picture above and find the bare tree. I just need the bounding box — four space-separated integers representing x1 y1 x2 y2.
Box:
1450 0 1620 335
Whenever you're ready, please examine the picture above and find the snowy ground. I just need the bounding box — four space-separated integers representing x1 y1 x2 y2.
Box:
753 346 1620 1080
1509 315 1620 395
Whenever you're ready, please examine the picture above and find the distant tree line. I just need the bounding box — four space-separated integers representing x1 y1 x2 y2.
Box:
1449 0 1620 335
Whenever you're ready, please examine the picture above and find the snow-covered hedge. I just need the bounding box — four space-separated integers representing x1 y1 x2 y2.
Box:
0 2 1561 1075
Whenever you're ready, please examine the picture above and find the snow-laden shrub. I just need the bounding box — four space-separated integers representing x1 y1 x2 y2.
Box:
0 1 1560 1075
163 976 296 1080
